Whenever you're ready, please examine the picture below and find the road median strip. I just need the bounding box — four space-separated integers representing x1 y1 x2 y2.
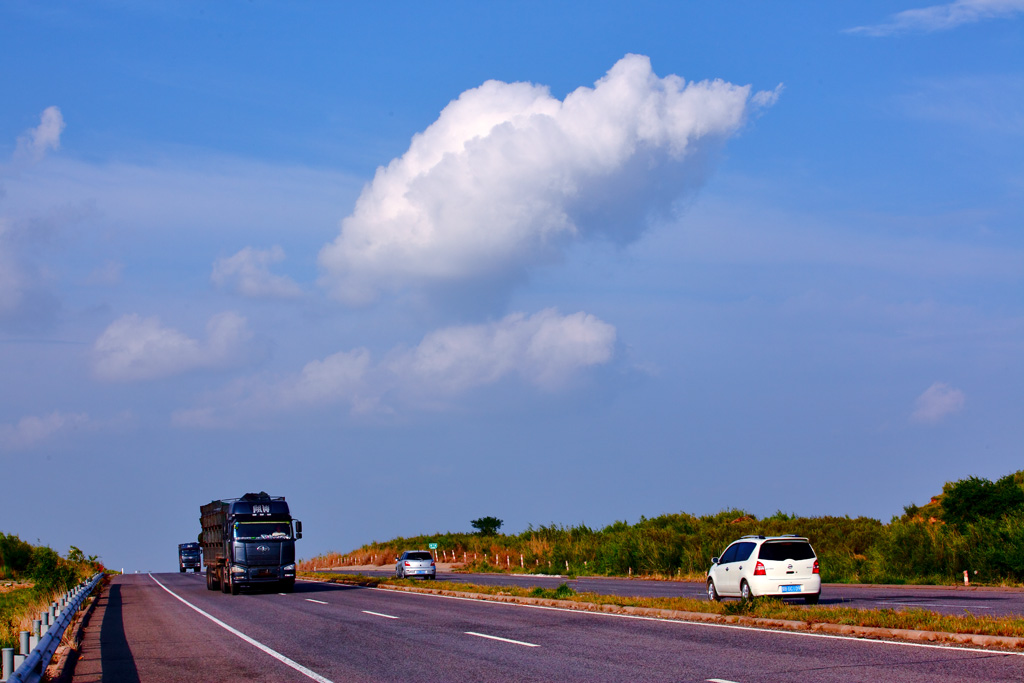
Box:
298 572 1024 651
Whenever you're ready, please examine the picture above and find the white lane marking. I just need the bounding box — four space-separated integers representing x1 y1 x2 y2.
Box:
707 679 741 683
305 598 328 604
882 602 992 609
149 574 334 683
465 631 539 647
364 585 1024 658
362 610 399 619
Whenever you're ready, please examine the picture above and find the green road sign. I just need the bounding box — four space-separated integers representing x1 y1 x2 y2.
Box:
428 543 438 549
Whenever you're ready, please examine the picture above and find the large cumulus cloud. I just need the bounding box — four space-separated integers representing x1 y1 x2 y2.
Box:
319 54 775 304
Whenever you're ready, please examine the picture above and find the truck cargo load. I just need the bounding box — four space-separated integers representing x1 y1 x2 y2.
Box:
200 492 302 594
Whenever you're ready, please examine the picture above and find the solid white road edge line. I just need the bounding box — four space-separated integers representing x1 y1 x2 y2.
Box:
706 679 740 683
365 585 1024 658
149 574 334 683
465 631 539 647
362 610 399 619
305 599 328 604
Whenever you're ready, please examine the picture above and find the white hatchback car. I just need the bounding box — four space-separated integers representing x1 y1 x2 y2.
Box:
707 535 820 604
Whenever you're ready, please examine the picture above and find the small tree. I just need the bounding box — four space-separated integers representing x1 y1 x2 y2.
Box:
471 516 503 536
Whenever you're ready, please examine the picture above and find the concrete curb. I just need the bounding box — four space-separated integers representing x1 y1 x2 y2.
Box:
310 577 1024 651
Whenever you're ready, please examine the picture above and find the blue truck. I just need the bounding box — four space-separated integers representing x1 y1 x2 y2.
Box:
178 542 202 572
200 492 303 595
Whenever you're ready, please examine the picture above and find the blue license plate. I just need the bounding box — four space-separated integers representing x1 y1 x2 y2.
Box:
781 585 801 593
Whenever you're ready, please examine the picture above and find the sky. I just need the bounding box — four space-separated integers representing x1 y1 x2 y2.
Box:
1 1 1022 572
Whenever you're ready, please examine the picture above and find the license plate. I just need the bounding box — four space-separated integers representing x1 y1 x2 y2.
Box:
257 569 275 577
781 585 801 593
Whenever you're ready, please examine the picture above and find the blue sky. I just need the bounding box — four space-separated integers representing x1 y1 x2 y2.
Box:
1 2 1021 572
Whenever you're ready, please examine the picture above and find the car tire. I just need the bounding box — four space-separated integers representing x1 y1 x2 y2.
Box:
804 592 820 605
707 579 720 602
740 580 753 602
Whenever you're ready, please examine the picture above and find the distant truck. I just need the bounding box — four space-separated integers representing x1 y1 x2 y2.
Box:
200 492 302 595
178 542 202 573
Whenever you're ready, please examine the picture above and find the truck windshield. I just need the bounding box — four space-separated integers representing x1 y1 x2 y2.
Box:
233 521 292 540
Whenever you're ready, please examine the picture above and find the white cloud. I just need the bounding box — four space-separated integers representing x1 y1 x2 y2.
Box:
319 54 773 305
912 382 966 423
212 246 302 299
173 309 616 426
93 311 252 382
0 411 89 450
389 309 617 393
847 0 1024 36
15 106 65 162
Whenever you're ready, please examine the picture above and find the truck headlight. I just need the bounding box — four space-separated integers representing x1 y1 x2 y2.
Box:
231 565 245 574
283 564 295 572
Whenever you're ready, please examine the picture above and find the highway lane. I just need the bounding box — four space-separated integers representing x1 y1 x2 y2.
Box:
70 573 1024 682
335 568 1024 617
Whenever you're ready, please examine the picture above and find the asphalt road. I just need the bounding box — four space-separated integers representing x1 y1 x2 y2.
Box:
69 573 1024 682
336 569 1024 617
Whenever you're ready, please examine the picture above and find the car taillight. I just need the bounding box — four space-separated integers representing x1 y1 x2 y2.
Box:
813 560 819 574
754 561 766 576
430 561 435 566
404 561 411 566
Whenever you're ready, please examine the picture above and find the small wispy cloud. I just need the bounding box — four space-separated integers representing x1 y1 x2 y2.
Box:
847 0 1024 37
912 382 966 423
93 311 253 382
14 106 65 163
212 246 302 299
0 411 90 450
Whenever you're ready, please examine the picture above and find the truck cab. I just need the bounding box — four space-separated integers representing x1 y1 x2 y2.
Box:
178 542 202 572
201 492 303 595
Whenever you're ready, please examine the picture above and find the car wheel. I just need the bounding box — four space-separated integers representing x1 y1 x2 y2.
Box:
707 579 720 602
740 580 753 601
804 592 820 605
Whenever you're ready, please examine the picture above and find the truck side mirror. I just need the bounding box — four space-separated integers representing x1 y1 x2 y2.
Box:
294 520 303 539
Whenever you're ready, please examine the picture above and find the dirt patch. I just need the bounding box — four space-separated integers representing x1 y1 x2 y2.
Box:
0 581 34 594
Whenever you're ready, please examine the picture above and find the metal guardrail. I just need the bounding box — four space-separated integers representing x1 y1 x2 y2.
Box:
1 572 102 683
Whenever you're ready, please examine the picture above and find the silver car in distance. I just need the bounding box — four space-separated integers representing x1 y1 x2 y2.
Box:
395 550 436 580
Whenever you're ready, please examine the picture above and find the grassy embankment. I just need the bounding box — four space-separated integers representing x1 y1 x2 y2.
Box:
300 571 1024 641
0 533 103 649
301 508 1024 586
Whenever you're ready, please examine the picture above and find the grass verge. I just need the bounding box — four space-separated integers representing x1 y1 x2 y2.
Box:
0 585 59 649
299 571 1024 642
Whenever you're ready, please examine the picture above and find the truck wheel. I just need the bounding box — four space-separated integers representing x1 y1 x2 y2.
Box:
179 567 185 573
280 578 295 593
230 576 239 595
221 571 230 594
207 569 218 591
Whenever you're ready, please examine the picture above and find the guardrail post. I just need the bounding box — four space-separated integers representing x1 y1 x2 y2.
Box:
17 634 28 658
2 648 14 681
29 621 40 651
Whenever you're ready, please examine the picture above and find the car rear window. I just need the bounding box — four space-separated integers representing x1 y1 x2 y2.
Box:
758 541 815 561
406 552 432 560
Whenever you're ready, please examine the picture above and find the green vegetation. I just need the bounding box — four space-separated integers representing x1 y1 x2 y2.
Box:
304 469 1024 586
300 570 1024 641
0 533 103 649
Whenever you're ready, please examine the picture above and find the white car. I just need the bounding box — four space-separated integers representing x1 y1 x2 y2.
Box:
707 535 820 604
